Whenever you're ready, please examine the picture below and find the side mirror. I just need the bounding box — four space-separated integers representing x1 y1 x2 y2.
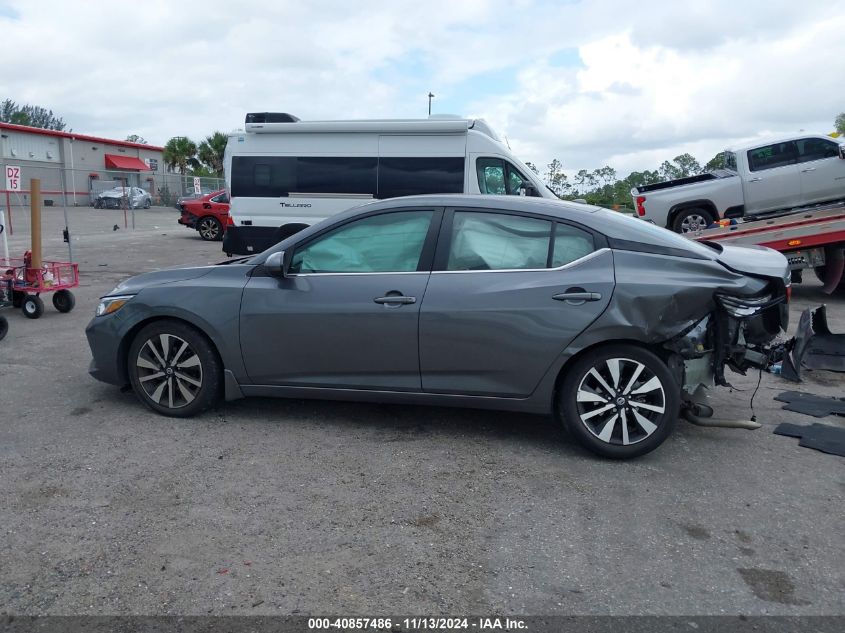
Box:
518 180 537 197
265 250 288 277
839 144 845 160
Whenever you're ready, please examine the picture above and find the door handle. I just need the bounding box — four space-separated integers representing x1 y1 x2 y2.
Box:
553 291 602 303
374 295 416 305
801 167 816 173
748 177 762 182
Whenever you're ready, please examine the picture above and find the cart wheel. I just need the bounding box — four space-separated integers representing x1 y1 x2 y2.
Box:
53 289 76 313
22 295 44 319
12 290 24 308
0 315 8 341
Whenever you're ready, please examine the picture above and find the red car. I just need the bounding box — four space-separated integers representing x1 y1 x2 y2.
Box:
178 190 230 241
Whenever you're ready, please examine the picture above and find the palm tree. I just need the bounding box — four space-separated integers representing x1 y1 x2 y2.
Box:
162 136 199 174
197 132 228 177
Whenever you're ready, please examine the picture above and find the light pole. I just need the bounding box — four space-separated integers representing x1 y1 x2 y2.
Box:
428 92 435 116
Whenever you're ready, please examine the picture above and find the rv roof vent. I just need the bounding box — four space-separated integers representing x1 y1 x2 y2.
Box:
245 112 300 124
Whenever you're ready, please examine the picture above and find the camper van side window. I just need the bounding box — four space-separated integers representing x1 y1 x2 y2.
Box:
377 157 464 199
231 156 377 197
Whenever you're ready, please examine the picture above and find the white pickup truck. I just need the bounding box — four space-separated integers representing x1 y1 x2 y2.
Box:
632 134 845 232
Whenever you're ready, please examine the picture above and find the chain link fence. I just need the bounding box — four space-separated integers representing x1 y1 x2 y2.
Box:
0 163 224 210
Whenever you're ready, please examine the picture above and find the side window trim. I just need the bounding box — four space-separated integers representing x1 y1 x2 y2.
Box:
431 207 606 272
287 207 444 275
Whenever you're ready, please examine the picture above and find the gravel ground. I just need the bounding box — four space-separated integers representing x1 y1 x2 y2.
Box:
0 205 843 616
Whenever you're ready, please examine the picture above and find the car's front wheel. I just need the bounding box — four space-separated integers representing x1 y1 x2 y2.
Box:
558 344 679 459
127 320 221 417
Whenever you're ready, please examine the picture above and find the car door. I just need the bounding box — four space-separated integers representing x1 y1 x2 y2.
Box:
419 209 614 397
795 137 845 204
742 141 801 213
239 208 441 389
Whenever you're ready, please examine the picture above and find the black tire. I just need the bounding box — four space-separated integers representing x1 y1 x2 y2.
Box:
557 344 680 459
671 207 714 234
12 290 24 308
144 198 151 209
197 216 222 241
127 320 222 417
52 289 75 313
22 295 44 319
813 265 845 292
0 315 7 341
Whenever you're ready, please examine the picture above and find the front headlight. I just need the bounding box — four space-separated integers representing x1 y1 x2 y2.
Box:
96 295 134 317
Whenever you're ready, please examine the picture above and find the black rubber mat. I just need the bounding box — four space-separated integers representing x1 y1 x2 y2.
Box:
774 391 845 418
773 422 845 457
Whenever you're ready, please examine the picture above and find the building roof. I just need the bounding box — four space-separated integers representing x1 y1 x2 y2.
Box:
0 122 164 151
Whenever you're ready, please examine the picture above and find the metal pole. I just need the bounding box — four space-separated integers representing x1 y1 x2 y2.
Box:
68 138 77 206
59 168 73 262
428 92 434 116
30 178 42 270
4 191 11 235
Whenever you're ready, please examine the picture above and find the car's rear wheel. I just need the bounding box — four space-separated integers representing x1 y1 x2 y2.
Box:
198 216 223 241
558 344 679 459
671 207 714 234
127 320 221 417
144 199 151 209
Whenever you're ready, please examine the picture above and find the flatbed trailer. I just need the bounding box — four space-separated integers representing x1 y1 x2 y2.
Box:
692 201 845 294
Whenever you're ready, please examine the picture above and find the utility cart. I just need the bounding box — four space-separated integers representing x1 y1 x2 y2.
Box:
1 252 78 319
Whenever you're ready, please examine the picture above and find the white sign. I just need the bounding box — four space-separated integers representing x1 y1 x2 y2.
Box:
5 165 21 191
193 177 202 195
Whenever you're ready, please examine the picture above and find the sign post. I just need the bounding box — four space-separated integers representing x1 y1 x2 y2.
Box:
193 177 202 195
4 165 21 235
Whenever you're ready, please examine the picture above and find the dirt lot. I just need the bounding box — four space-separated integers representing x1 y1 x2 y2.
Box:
0 205 843 615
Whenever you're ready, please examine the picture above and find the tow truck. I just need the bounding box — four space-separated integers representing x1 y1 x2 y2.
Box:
692 201 845 295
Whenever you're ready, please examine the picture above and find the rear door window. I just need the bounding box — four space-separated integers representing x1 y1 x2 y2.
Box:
747 142 798 172
551 223 595 267
446 211 551 271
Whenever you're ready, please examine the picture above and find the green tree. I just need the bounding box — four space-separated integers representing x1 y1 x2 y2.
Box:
704 152 726 171
197 131 229 177
125 134 147 144
835 112 845 136
0 99 67 130
163 136 199 175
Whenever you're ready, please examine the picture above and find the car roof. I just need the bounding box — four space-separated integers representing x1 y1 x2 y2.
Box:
347 194 602 218
727 133 838 152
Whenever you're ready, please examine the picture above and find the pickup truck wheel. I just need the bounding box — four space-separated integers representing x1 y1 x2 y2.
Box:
672 208 714 234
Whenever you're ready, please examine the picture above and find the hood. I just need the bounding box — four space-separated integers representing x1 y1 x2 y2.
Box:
106 266 215 296
711 243 790 282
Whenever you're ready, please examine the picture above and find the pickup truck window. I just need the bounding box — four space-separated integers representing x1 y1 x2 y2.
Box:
724 151 737 171
795 137 839 163
747 141 797 172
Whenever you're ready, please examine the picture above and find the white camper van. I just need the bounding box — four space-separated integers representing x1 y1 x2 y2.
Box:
222 113 556 255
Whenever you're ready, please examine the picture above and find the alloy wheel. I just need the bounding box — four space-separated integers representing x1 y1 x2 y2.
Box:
199 217 220 240
135 333 203 409
575 357 666 446
680 213 708 233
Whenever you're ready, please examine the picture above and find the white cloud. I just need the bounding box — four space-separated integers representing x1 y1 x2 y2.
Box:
1 0 843 177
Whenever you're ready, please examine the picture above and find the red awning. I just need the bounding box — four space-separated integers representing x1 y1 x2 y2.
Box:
104 154 151 171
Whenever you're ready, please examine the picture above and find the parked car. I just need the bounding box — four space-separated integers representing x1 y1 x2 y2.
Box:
86 195 789 459
178 190 230 241
632 134 845 232
175 188 217 209
94 186 152 210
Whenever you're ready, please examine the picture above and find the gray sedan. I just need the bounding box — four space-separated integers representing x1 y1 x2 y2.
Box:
86 195 790 458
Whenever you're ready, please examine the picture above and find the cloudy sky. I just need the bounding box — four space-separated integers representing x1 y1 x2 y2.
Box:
2 0 843 176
